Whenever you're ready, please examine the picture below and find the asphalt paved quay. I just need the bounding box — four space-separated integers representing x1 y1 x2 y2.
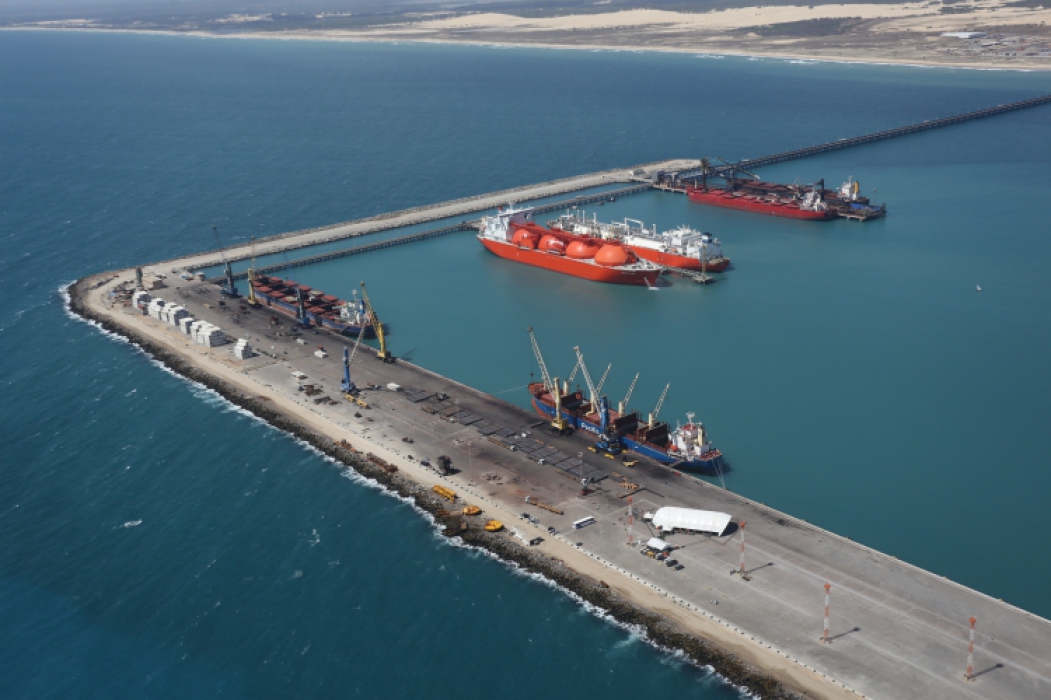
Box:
113 279 1051 700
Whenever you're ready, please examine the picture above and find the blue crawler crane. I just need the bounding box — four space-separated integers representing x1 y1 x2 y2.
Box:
341 326 370 409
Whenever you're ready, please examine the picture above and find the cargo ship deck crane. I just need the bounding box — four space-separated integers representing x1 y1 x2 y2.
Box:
564 358 580 394
575 346 622 457
648 383 670 428
529 327 571 435
246 236 260 307
294 288 311 328
212 225 240 298
618 372 639 415
595 363 612 396
360 282 393 363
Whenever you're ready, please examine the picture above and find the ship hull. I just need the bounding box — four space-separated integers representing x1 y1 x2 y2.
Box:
479 237 658 286
529 389 723 473
687 188 837 221
254 290 373 337
629 247 730 272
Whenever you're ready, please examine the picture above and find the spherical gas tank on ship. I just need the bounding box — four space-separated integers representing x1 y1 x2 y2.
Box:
511 229 539 249
566 239 602 260
539 234 567 255
594 244 638 267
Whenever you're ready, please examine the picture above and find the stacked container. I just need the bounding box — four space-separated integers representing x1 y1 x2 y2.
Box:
192 323 226 347
234 339 253 360
178 317 195 335
167 306 189 326
132 291 152 314
147 299 167 319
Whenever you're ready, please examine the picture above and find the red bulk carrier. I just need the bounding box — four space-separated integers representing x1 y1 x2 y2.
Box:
687 184 837 220
478 204 661 286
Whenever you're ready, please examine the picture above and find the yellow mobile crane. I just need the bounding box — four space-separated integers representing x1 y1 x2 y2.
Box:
359 282 393 363
245 236 261 307
528 327 572 436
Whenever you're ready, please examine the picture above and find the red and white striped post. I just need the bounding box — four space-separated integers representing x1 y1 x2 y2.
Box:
738 521 750 579
822 583 832 644
965 617 977 681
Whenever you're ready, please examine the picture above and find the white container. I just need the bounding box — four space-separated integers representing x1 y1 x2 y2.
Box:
178 317 194 334
386 383 402 392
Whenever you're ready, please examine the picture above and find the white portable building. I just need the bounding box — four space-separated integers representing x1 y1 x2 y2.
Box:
651 507 732 536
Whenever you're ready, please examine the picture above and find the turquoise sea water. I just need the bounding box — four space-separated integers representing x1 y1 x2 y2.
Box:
3 32 1051 698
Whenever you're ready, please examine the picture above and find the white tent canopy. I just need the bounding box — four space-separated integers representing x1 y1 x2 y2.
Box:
651 507 732 536
645 537 672 551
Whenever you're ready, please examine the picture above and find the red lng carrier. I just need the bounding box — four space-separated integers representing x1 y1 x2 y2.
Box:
551 213 730 272
478 204 661 286
687 184 837 220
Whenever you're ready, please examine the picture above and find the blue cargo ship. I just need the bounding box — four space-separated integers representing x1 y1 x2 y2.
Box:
528 382 723 473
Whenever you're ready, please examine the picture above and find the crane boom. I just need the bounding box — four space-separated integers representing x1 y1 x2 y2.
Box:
342 324 367 394
573 347 598 407
359 282 391 362
528 327 554 392
595 363 612 396
246 235 259 306
212 225 239 298
348 323 367 364
648 383 670 428
566 358 580 385
619 372 639 415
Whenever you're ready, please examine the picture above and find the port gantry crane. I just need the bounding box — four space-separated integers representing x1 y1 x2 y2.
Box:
575 346 622 458
528 327 572 436
359 282 393 363
245 236 260 308
212 225 240 298
648 383 670 428
618 372 639 415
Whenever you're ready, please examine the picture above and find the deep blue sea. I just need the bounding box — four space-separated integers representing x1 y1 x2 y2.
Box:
3 31 1051 698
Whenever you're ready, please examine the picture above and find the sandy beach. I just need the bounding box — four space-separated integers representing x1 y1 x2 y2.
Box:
9 0 1051 72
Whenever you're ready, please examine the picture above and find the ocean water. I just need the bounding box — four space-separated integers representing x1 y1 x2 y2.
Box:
2 31 1051 698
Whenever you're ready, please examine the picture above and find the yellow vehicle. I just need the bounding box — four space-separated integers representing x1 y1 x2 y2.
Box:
621 459 639 467
484 520 504 532
462 505 482 516
432 485 457 502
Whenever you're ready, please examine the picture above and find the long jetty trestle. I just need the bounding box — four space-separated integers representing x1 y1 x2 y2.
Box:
678 93 1051 181
193 93 1051 279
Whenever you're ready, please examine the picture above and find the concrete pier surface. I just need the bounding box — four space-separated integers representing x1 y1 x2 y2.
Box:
78 267 1051 700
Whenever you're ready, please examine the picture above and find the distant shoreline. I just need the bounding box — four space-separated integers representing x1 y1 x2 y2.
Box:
4 25 1050 73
